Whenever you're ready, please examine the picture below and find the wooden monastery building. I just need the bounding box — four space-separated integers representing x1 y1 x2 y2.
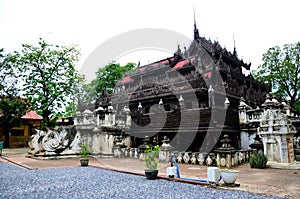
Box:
97 21 270 153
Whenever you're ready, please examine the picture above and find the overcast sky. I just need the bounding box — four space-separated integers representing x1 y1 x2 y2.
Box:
1 0 299 76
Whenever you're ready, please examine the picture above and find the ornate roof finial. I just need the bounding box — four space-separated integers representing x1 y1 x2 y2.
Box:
193 7 200 41
176 43 182 56
233 34 237 57
193 7 196 25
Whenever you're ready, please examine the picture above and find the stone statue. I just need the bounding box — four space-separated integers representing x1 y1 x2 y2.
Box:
197 153 205 165
28 126 81 157
206 154 213 166
183 152 190 164
177 152 183 164
190 153 197 164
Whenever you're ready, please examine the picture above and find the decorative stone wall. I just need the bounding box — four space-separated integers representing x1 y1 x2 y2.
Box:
239 94 299 163
74 106 131 157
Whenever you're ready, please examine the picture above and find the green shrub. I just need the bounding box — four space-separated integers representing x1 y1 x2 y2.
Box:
145 145 160 170
250 153 268 169
79 140 92 158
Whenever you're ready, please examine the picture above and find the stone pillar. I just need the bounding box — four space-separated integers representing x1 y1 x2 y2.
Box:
97 132 114 156
95 106 104 127
138 136 151 160
91 127 101 154
208 85 215 107
112 145 121 157
159 136 174 162
238 97 258 151
104 113 109 126
124 105 131 127
112 135 126 158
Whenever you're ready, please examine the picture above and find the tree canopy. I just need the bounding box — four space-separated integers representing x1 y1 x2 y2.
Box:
253 42 300 110
95 62 136 98
0 49 31 147
16 38 81 127
76 62 137 110
0 49 20 97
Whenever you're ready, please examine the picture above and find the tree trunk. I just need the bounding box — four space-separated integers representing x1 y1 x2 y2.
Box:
42 109 51 128
290 97 296 109
4 121 10 148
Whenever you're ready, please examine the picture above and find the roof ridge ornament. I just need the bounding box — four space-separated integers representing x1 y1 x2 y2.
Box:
193 7 200 41
233 34 237 57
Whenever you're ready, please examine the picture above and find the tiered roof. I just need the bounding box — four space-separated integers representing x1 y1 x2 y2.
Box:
120 20 251 85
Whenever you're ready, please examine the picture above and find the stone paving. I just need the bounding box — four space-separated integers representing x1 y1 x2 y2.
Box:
1 148 299 198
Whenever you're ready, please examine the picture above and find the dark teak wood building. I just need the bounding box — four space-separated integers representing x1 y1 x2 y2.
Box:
99 22 270 153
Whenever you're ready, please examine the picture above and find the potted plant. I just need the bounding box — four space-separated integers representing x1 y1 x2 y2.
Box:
219 169 239 185
144 145 160 179
250 152 268 169
79 140 92 166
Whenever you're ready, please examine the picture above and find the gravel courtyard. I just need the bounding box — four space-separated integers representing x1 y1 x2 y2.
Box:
0 163 283 199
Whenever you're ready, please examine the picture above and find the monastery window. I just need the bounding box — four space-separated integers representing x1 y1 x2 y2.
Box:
145 107 150 113
164 104 171 111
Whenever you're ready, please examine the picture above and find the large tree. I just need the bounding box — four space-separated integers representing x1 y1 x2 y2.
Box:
253 42 300 110
0 49 30 147
95 62 136 98
74 62 136 112
16 38 81 127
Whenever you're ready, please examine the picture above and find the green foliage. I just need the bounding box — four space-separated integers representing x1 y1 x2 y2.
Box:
60 74 86 117
144 145 160 170
14 38 81 127
0 96 30 124
94 62 136 99
63 102 78 117
250 153 268 169
75 62 136 109
253 42 300 110
82 79 98 103
0 48 31 146
74 75 98 106
0 48 21 97
79 140 92 158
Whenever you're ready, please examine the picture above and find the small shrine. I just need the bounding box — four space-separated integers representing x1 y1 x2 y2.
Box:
249 134 264 153
239 94 300 165
258 95 296 163
214 134 238 168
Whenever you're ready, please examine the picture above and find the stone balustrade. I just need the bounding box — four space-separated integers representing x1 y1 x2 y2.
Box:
111 146 254 168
